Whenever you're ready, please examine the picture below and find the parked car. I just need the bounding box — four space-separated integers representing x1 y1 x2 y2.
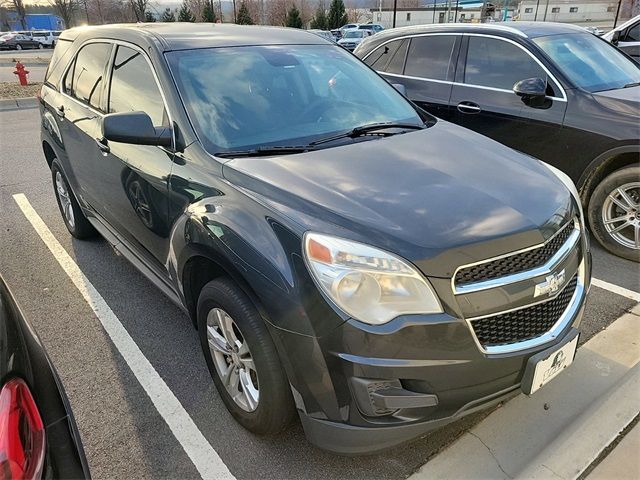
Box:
0 33 43 50
359 23 385 34
32 30 58 48
338 29 373 51
308 29 335 42
0 276 90 478
604 14 640 60
356 22 640 261
41 24 590 454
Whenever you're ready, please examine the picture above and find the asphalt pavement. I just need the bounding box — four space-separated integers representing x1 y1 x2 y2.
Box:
0 107 638 479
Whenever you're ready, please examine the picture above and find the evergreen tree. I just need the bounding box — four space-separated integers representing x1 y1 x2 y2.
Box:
160 7 176 22
236 1 253 24
178 1 196 21
310 5 327 30
285 5 303 28
202 1 217 22
144 10 156 22
327 0 347 29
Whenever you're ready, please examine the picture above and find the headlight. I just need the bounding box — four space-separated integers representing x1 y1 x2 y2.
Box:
303 233 442 325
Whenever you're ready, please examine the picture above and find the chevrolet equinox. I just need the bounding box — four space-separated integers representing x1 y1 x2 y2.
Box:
40 24 591 454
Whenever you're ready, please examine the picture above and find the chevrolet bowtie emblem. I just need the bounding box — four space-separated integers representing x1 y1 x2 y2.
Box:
534 269 566 298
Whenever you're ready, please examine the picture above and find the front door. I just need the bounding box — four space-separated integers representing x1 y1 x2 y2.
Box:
450 35 567 162
617 21 640 60
99 44 175 268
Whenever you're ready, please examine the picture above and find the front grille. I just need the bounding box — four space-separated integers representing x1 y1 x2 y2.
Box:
470 274 578 348
455 221 575 286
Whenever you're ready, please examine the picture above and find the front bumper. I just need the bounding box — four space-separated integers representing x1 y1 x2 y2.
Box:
270 250 591 454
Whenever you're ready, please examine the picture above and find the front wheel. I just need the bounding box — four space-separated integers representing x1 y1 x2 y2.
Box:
15 44 22 51
38 43 44 49
588 165 640 262
197 278 295 434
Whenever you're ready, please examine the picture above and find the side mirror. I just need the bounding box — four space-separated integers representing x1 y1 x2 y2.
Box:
102 111 172 148
392 83 407 96
513 77 547 108
611 29 621 45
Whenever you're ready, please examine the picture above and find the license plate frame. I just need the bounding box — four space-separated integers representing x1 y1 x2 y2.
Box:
521 329 579 395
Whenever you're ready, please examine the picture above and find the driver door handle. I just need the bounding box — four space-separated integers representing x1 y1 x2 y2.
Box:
457 102 482 114
55 105 65 118
95 137 110 154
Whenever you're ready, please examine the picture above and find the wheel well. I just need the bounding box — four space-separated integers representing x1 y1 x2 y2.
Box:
42 141 55 168
580 151 640 206
182 256 227 327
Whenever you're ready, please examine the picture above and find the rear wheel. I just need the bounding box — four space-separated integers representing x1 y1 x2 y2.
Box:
15 44 22 51
197 278 295 434
588 165 640 262
38 43 43 49
51 160 97 239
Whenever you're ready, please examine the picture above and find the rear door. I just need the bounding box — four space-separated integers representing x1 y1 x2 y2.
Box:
450 34 567 161
366 34 460 120
57 41 114 210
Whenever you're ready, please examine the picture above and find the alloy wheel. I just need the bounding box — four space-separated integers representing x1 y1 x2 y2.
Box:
601 181 640 250
55 171 75 229
206 308 259 412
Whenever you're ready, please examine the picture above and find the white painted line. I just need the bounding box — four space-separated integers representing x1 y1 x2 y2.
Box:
13 193 235 480
592 277 640 302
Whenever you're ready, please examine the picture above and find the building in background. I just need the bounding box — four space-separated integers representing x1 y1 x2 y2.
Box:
7 13 65 31
515 0 618 23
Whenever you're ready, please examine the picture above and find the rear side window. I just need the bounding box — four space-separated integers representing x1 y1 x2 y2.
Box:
624 23 639 42
44 38 73 87
108 46 166 126
404 35 457 81
365 39 408 75
464 36 546 90
65 43 112 110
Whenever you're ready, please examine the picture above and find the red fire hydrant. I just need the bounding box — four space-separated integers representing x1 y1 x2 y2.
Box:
14 62 29 86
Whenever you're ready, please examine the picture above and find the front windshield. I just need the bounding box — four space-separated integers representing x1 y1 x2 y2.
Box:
167 45 423 153
534 33 640 92
344 31 363 38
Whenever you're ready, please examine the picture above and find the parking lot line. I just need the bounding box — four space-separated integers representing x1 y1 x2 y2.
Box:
12 193 235 480
592 278 640 302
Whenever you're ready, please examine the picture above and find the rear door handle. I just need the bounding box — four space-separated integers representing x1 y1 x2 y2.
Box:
457 102 482 114
95 138 110 154
55 105 65 118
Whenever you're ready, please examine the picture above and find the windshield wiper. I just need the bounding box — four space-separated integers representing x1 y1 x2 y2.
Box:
623 81 640 88
214 146 315 158
308 122 426 147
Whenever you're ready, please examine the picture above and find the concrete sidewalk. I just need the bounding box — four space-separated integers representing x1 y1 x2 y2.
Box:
409 306 640 480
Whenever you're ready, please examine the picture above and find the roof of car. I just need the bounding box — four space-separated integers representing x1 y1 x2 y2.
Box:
60 23 329 50
364 21 586 42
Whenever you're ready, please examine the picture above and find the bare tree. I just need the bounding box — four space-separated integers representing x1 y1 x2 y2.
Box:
266 0 287 26
129 0 148 21
49 0 79 27
2 0 27 29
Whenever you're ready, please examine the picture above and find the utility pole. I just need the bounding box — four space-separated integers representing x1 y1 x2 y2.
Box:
454 0 459 22
534 0 540 21
542 0 550 21
392 0 397 27
613 0 622 28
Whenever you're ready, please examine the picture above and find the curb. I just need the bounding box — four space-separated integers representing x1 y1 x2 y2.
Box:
409 310 640 480
0 96 38 111
0 61 49 67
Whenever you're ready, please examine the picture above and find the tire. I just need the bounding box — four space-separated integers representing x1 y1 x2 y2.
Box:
38 43 44 49
197 278 295 434
588 165 640 262
15 44 22 51
51 160 97 239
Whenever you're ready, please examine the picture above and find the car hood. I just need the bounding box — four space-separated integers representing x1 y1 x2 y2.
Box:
222 121 574 277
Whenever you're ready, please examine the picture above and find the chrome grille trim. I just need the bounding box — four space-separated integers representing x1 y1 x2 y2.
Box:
453 218 581 295
465 260 586 355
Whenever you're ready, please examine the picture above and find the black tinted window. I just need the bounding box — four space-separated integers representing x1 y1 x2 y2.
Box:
465 36 545 90
404 35 456 80
365 39 408 74
108 46 166 126
624 23 639 41
67 43 111 110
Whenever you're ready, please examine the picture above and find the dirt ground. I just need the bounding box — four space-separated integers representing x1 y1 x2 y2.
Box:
0 82 41 99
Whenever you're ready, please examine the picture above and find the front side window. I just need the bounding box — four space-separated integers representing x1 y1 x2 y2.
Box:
108 46 166 126
534 33 640 92
464 36 546 90
65 42 112 110
404 35 456 81
624 23 639 42
167 45 423 153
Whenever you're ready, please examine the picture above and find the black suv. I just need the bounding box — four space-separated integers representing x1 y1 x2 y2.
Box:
356 22 640 262
40 24 590 454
